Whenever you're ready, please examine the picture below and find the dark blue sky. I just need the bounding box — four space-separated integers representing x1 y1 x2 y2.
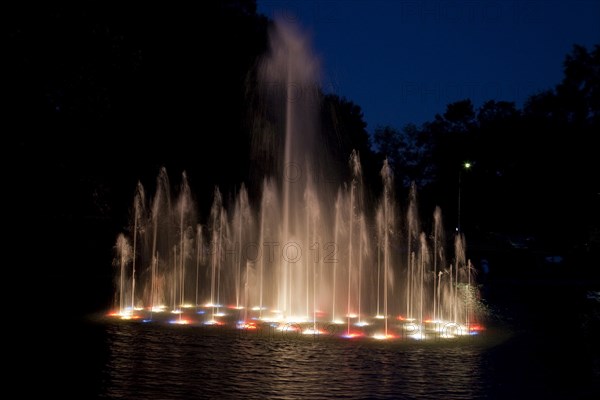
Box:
257 0 600 132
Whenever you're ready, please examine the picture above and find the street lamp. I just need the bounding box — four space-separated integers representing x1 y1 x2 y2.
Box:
457 161 471 232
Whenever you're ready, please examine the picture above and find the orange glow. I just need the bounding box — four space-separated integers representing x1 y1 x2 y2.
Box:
108 310 140 320
302 328 325 335
276 324 302 332
342 331 364 339
239 322 257 329
170 319 190 325
373 333 396 340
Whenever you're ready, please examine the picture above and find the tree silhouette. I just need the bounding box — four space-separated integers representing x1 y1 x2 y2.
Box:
369 44 598 250
373 124 433 190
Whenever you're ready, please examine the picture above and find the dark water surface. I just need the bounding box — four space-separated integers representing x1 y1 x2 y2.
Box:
99 322 489 399
47 280 599 399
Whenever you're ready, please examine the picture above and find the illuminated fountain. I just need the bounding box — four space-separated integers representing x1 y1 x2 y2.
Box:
109 21 483 340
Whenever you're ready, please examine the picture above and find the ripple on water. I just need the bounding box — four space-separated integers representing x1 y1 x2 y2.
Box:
100 322 494 399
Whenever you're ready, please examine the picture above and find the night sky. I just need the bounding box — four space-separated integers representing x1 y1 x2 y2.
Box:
258 0 600 131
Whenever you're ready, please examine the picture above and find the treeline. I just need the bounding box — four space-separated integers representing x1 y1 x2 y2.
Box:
371 44 599 250
7 1 598 253
7 1 271 224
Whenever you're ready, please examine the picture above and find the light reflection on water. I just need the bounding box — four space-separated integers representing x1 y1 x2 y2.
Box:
102 322 488 399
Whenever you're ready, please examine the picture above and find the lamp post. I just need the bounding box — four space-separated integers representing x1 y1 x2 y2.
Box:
457 161 471 233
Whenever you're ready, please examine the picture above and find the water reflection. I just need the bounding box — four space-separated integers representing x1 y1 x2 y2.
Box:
103 322 486 399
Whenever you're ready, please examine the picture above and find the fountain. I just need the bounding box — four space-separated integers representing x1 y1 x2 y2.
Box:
109 20 484 340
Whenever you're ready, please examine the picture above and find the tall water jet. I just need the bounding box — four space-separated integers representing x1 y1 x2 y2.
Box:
379 160 395 336
259 20 322 318
346 150 364 334
233 185 251 310
208 188 225 319
375 207 384 319
432 207 445 322
257 178 278 317
195 224 203 307
357 211 367 325
303 171 320 321
466 260 474 328
114 234 132 315
332 189 343 323
418 232 429 326
454 233 467 324
176 172 194 310
130 182 146 310
304 183 320 331
172 245 177 310
150 168 171 312
406 182 419 319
